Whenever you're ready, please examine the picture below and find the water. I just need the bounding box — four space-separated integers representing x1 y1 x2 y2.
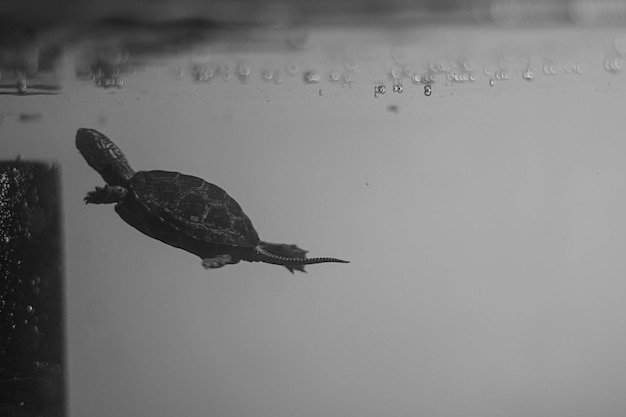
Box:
4 5 626 416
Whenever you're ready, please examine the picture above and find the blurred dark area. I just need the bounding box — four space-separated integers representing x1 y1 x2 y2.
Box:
2 0 625 35
0 162 66 417
0 0 623 93
2 0 622 27
1 0 479 26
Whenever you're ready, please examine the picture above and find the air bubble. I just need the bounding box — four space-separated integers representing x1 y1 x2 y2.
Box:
343 58 358 71
285 62 299 76
262 70 273 82
236 65 251 82
341 72 354 87
49 363 62 375
328 71 341 83
303 71 321 84
389 66 402 79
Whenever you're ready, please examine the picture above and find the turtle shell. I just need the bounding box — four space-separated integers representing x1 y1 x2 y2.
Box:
130 170 261 248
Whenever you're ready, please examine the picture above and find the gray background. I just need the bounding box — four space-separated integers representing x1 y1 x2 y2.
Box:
3 27 626 417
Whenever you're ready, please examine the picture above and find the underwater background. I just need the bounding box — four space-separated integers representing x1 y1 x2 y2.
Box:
4 0 626 416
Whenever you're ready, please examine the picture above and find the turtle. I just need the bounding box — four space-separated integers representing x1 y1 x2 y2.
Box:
75 128 349 273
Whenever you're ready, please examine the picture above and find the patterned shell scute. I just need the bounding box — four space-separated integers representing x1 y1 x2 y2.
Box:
130 170 261 247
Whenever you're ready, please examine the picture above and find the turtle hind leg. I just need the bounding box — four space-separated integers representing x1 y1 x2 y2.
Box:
260 242 308 273
260 242 308 258
84 185 128 204
202 254 238 269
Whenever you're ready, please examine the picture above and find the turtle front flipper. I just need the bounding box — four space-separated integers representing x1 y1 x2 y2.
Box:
84 185 128 204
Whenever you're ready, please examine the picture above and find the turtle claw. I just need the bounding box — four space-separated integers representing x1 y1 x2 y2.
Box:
202 255 234 269
84 188 101 204
286 265 307 274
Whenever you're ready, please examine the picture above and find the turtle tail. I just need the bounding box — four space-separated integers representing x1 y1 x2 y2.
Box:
251 243 349 273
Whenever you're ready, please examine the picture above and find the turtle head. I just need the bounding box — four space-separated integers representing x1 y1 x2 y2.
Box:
76 128 135 186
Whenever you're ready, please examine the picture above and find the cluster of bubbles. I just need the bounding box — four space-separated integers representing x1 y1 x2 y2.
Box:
76 61 125 89
380 55 475 98
540 62 583 76
325 70 354 87
373 82 432 98
189 60 358 88
66 40 626 96
446 71 475 84
374 84 386 98
522 69 535 80
482 59 586 85
427 59 474 85
604 56 622 73
29 275 41 296
95 78 124 89
182 50 618 93
484 66 511 84
192 63 252 84
412 73 436 85
303 71 321 83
